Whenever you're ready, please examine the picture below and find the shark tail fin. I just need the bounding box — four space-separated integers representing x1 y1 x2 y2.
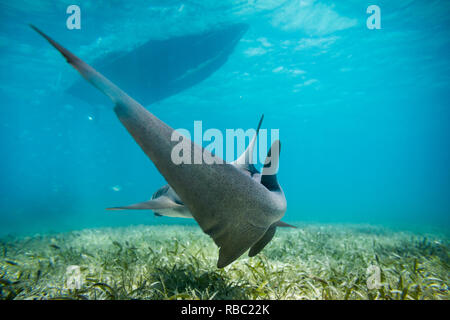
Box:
30 25 130 106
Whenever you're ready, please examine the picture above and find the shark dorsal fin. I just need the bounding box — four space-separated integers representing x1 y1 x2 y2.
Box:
231 114 264 175
261 140 281 192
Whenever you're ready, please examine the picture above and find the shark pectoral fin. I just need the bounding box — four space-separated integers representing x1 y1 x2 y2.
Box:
248 224 277 257
106 196 181 211
274 220 297 228
248 220 295 257
211 221 267 268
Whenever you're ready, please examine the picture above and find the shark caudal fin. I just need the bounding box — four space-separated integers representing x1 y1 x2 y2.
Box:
30 25 132 106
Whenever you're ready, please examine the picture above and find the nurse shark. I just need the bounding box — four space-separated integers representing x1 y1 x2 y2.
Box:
31 25 292 268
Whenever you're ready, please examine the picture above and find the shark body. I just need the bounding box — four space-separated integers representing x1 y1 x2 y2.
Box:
31 25 290 268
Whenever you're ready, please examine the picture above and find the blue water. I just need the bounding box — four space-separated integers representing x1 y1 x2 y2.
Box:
0 0 449 236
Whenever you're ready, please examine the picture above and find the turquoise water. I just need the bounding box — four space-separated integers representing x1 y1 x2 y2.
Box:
0 0 449 236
